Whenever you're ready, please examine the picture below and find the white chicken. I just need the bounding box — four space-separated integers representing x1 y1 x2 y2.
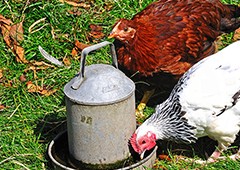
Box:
130 41 240 163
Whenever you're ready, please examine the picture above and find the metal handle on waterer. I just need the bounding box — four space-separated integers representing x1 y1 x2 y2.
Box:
71 41 118 90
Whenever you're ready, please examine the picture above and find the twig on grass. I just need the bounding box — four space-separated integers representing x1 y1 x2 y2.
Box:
21 0 30 17
12 160 30 170
8 104 21 119
0 156 15 165
0 154 33 165
28 18 49 34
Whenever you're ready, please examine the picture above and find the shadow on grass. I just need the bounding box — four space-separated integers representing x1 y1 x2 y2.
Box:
34 114 67 144
33 98 67 169
157 137 217 160
157 134 240 161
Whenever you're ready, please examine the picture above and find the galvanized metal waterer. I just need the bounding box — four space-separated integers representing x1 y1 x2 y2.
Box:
64 41 136 169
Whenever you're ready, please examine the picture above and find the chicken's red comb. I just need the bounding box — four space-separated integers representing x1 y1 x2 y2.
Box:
130 133 140 153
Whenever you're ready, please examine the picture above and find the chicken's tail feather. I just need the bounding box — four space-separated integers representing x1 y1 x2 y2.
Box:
221 4 240 33
225 4 240 18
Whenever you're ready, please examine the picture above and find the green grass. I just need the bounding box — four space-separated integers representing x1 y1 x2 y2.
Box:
0 0 240 169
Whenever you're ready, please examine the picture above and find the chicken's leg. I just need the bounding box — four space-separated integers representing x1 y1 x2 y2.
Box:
218 147 240 160
194 144 224 164
192 150 221 164
209 144 240 161
136 88 155 118
206 148 222 163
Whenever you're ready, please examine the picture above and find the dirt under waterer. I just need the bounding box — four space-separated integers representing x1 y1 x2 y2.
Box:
47 41 157 169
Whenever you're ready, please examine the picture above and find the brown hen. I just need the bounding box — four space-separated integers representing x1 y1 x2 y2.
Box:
109 0 240 117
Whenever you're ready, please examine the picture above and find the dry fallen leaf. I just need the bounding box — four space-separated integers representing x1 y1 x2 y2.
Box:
43 88 58 96
158 154 171 161
233 27 240 41
90 24 102 32
214 36 224 52
10 22 24 42
88 24 105 40
59 0 91 8
31 60 54 67
71 47 78 57
26 81 57 96
0 69 3 79
26 81 40 93
68 7 82 16
71 40 90 58
4 80 13 87
0 14 27 63
63 57 71 66
103 2 113 11
24 61 55 78
19 74 27 82
152 164 168 170
75 40 90 50
0 104 6 111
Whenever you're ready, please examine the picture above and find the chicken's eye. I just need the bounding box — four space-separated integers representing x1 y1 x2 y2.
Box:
124 27 128 32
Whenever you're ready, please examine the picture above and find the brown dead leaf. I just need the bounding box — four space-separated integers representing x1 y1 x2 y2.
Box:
26 81 40 93
71 47 78 57
158 154 171 161
0 15 13 45
104 2 113 11
42 88 57 97
0 14 11 22
88 24 105 40
0 104 6 111
0 14 27 63
0 69 3 79
152 164 168 170
90 24 102 32
75 40 90 51
4 80 13 87
10 22 24 42
14 44 26 63
214 36 224 52
233 27 240 41
63 57 71 66
24 61 55 78
68 7 82 16
71 40 90 58
19 74 27 82
26 81 57 96
59 0 91 8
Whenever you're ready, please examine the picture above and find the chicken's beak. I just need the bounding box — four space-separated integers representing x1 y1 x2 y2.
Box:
108 32 116 39
140 150 146 160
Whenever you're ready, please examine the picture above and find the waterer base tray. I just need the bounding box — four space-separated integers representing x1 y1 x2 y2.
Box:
48 130 157 170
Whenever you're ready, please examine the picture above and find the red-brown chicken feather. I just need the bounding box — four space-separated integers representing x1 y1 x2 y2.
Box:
109 0 240 114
